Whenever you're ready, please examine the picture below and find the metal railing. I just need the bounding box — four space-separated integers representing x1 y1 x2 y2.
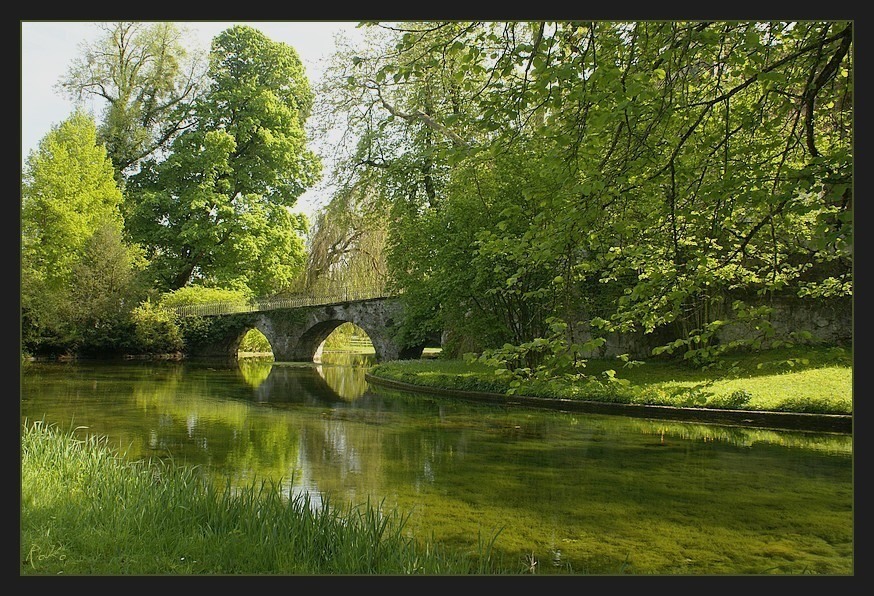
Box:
168 286 395 318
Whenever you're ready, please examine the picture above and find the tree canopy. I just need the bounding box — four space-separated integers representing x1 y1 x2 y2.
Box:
21 109 143 354
125 25 321 296
23 21 852 365
314 20 852 368
58 21 207 179
22 110 125 295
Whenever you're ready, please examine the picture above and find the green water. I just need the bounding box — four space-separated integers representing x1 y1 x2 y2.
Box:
20 354 853 575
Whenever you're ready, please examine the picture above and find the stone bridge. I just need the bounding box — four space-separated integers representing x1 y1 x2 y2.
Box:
183 297 428 362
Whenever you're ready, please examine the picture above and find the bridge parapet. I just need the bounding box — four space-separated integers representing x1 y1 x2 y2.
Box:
169 286 395 317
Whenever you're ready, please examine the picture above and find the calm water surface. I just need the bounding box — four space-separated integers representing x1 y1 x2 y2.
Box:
20 353 853 575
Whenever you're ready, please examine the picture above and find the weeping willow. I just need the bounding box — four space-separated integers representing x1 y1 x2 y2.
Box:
294 182 390 296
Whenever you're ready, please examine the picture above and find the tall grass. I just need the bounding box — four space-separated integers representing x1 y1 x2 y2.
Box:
21 420 509 575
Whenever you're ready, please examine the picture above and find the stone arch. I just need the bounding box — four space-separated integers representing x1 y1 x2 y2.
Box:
184 298 428 363
299 319 360 362
194 318 278 360
293 316 398 362
183 313 260 360
258 299 425 363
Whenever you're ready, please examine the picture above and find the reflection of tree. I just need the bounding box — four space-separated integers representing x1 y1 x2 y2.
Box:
22 361 307 491
237 358 274 388
128 367 305 487
315 353 375 400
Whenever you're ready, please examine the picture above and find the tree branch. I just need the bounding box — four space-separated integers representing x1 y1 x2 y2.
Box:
803 23 852 157
653 24 852 180
373 84 471 148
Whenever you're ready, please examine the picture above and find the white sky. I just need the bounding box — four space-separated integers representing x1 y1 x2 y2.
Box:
20 20 367 217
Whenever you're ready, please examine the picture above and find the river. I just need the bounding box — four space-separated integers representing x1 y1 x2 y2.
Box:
20 353 853 575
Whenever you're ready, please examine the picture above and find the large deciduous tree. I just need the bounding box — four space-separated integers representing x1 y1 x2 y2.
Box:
21 110 143 355
300 183 390 294
320 21 853 368
125 25 322 296
58 21 207 180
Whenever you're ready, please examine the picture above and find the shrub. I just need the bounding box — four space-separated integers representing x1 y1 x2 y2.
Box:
131 300 183 354
158 286 253 309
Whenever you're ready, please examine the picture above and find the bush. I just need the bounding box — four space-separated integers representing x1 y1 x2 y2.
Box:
131 300 183 354
159 286 253 309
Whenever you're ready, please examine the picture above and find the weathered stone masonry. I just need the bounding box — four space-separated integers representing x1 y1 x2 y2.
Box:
184 297 426 362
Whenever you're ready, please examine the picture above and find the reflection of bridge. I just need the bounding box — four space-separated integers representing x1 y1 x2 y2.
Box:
246 358 370 404
177 291 429 363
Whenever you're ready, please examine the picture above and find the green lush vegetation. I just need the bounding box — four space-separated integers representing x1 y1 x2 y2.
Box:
321 322 374 352
21 21 852 378
369 345 852 415
19 21 854 577
315 21 852 380
22 23 319 359
21 420 516 575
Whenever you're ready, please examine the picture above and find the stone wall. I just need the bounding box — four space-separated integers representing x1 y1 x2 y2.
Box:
572 293 852 360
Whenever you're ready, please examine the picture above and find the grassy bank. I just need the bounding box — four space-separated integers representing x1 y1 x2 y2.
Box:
20 421 514 575
368 345 852 416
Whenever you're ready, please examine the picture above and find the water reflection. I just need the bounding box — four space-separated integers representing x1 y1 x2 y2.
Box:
238 353 373 403
20 359 853 575
315 352 374 400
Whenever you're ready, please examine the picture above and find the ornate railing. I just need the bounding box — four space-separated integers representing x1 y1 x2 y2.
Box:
169 286 395 317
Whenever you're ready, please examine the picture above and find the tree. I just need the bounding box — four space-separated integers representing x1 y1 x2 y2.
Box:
299 181 390 294
21 110 129 354
310 23 490 352
125 25 322 296
58 21 207 180
320 21 853 370
316 22 576 355
68 224 148 354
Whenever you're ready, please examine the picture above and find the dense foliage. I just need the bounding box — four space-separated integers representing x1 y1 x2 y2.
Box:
21 110 147 356
23 25 323 358
58 22 207 179
125 25 320 296
22 22 852 367
314 21 852 374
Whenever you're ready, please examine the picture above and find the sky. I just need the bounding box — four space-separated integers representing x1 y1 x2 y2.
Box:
20 20 367 217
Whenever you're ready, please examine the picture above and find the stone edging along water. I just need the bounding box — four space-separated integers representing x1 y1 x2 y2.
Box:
364 373 852 434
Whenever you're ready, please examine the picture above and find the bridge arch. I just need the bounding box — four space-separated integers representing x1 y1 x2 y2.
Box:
258 299 425 362
296 319 372 362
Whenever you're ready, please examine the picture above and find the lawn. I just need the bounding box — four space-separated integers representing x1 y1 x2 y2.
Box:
368 345 853 415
